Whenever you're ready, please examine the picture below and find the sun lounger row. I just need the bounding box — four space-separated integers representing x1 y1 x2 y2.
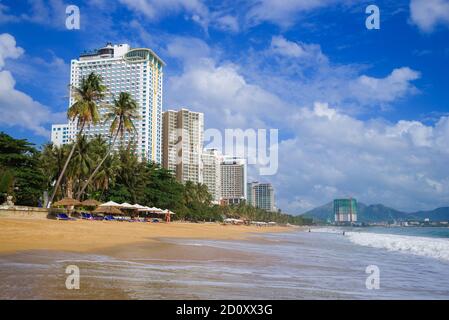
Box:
55 213 75 221
54 213 161 223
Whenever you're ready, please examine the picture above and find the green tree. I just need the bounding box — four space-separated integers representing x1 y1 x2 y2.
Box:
0 132 46 206
48 72 106 206
67 135 93 198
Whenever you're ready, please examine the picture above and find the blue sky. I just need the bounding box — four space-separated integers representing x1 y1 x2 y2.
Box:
1 0 449 213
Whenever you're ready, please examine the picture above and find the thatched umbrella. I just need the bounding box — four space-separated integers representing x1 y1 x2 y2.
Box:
52 197 81 217
93 206 123 215
81 199 102 207
52 197 81 207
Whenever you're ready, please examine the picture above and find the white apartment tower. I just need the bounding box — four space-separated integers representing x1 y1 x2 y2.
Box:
247 181 275 212
162 109 204 184
202 149 222 203
51 43 165 163
50 124 69 147
220 157 247 205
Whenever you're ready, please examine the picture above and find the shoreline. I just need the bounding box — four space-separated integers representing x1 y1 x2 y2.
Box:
0 216 298 255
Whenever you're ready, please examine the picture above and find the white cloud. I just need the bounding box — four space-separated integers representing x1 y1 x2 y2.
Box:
277 103 449 213
213 14 239 33
270 36 328 64
0 3 19 24
350 67 421 104
121 0 241 32
119 0 208 22
271 35 306 57
241 39 420 113
20 0 68 28
164 37 449 213
0 34 23 68
410 0 449 32
246 0 343 27
167 57 286 129
166 36 211 62
0 33 65 137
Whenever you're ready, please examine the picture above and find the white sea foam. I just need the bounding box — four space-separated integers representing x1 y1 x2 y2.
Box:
346 232 449 261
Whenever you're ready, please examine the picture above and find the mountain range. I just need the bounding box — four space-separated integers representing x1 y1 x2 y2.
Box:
301 202 449 222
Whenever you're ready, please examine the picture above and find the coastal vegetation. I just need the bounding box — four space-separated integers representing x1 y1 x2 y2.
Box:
0 131 311 225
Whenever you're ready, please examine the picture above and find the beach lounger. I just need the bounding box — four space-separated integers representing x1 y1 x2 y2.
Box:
56 213 75 220
104 215 115 221
81 213 93 220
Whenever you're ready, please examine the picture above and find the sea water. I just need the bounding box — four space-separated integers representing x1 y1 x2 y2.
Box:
1 227 448 299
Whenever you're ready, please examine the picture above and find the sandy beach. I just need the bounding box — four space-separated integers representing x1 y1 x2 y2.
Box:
0 217 293 254
0 215 299 299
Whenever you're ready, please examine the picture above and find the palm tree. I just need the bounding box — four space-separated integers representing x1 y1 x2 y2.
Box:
67 135 93 197
76 92 139 200
47 72 106 207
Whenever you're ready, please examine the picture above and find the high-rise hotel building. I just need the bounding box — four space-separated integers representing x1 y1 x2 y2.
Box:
51 43 165 163
162 109 204 184
220 157 247 205
202 148 222 203
247 181 275 212
334 198 358 223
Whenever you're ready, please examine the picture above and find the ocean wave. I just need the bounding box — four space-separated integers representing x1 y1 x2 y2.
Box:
346 232 449 261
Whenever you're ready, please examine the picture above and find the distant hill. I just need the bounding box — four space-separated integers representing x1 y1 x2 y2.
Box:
411 207 449 221
302 202 449 222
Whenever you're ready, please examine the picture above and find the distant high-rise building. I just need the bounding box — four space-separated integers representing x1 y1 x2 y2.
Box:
50 124 70 147
220 157 247 205
247 181 275 212
162 108 204 184
51 43 165 163
334 198 357 223
202 148 222 203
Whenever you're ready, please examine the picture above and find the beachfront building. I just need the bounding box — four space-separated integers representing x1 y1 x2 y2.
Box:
334 198 358 223
247 181 275 212
220 157 247 205
202 148 222 204
51 43 165 163
50 124 70 147
162 109 204 184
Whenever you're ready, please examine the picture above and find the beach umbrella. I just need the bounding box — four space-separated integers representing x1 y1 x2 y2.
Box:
99 200 121 207
137 206 152 212
120 202 135 209
81 199 102 207
52 197 81 207
93 206 123 215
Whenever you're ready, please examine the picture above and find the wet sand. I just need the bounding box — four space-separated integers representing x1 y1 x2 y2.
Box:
0 217 293 254
0 217 297 299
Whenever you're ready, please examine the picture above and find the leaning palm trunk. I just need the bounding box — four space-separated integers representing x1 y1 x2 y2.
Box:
47 122 85 208
76 123 122 200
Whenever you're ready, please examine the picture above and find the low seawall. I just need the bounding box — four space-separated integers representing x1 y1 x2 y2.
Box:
0 206 49 219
